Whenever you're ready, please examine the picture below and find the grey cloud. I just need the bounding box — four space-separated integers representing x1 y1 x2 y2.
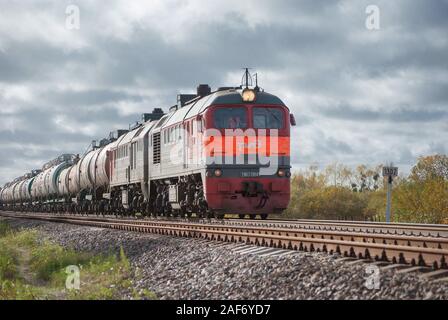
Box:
318 104 448 123
41 89 144 107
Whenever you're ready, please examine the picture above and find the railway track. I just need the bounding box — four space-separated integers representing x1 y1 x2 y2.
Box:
228 218 448 238
1 211 447 270
4 210 447 237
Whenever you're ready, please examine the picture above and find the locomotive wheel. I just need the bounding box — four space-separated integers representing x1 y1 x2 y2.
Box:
216 214 225 220
238 214 245 219
249 215 256 220
260 214 268 220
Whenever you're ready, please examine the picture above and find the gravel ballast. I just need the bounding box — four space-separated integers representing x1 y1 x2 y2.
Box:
2 216 448 300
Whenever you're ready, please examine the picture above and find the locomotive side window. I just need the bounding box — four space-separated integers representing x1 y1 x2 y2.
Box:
253 107 284 129
214 107 247 129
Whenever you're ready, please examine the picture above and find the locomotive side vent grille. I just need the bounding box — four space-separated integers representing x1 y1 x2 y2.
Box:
152 133 161 164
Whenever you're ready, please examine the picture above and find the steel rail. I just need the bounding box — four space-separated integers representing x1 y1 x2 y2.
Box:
226 218 448 238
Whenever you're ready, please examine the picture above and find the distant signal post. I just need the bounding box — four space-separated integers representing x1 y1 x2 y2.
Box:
382 166 398 223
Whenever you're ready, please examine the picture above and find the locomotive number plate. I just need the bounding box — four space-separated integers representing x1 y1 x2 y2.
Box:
241 170 259 177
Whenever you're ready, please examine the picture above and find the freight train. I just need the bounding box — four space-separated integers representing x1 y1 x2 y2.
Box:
0 71 295 219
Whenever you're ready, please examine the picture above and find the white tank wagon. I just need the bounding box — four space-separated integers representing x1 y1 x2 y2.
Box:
68 161 80 196
19 180 28 201
3 184 10 204
79 150 96 191
88 143 114 192
2 184 11 204
55 164 81 213
14 180 25 203
3 179 22 206
2 186 8 204
31 171 46 200
4 185 12 204
2 185 9 204
43 161 73 198
9 181 20 204
71 142 115 213
1 183 12 204
14 179 28 209
20 177 37 202
57 166 72 196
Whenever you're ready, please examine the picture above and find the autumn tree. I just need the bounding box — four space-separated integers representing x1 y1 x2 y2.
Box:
393 155 448 223
410 154 448 182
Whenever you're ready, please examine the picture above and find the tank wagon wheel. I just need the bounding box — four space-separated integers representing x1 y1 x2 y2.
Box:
143 204 150 218
249 215 256 220
238 214 245 219
140 203 146 217
206 211 215 219
216 213 225 220
260 214 268 220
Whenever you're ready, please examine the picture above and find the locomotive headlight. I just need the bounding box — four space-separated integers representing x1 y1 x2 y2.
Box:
277 169 286 177
242 89 256 102
214 169 223 177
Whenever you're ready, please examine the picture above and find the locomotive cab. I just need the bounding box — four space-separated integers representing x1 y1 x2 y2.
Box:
201 89 293 217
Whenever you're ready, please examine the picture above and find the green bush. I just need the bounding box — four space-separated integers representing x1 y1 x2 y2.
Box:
0 246 17 280
29 243 92 281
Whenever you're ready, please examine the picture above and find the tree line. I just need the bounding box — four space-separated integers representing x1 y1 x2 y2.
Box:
284 154 448 224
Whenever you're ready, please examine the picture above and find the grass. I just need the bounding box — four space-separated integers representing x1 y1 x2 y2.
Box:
0 221 157 300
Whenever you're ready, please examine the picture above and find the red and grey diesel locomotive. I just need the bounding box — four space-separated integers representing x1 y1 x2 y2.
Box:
0 75 295 219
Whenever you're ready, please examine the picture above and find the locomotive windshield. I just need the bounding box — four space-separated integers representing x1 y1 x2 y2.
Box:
253 107 284 129
214 107 247 129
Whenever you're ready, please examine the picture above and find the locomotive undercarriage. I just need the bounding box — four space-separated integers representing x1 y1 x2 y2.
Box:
151 174 215 218
105 173 216 218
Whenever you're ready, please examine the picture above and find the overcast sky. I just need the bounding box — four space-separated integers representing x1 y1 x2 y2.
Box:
1 0 447 185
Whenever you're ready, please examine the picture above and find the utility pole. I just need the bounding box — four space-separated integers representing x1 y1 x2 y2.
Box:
382 165 398 223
